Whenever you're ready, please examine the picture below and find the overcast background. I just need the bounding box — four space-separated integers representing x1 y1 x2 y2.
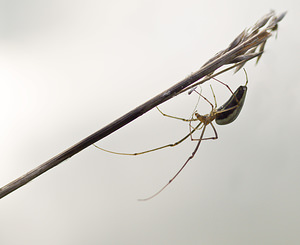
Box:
0 0 299 244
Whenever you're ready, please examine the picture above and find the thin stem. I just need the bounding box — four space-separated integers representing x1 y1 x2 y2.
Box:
0 11 285 199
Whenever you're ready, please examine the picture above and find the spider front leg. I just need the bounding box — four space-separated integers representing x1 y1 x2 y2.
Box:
156 107 198 122
156 85 202 122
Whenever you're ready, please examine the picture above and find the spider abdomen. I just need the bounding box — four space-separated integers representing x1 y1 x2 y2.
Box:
216 86 247 125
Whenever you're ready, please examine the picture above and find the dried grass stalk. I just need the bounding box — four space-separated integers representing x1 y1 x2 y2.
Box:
0 10 286 199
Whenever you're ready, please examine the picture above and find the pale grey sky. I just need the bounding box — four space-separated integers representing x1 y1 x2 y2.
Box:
0 1 299 244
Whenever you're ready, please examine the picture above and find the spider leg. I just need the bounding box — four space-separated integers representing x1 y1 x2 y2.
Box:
156 107 197 122
191 122 218 141
94 122 203 156
138 124 207 201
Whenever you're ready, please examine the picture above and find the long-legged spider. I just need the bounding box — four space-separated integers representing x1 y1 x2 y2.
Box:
94 70 248 200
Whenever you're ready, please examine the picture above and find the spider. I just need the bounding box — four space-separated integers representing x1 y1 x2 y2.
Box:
94 69 248 200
